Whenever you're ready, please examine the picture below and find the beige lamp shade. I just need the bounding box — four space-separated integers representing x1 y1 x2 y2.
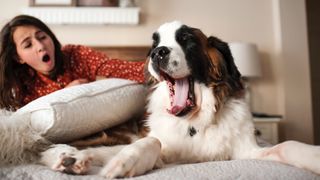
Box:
229 42 262 78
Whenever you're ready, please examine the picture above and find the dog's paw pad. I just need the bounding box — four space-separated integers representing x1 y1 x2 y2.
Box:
61 157 76 167
40 144 92 175
52 152 92 175
60 154 92 175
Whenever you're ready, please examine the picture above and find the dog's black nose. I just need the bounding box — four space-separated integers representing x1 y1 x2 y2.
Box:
151 46 170 62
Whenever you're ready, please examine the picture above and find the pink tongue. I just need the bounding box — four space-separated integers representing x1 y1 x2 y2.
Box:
170 78 189 115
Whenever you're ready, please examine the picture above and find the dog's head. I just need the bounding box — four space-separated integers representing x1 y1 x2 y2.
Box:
146 21 244 116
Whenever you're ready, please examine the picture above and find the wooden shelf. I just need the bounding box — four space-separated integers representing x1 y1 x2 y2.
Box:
21 7 140 25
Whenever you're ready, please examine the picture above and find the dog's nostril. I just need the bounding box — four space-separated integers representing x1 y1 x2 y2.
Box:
153 46 170 61
151 46 170 62
158 47 169 57
61 157 76 167
158 49 166 56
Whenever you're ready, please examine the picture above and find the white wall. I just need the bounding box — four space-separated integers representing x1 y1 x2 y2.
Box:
0 0 313 143
276 0 313 143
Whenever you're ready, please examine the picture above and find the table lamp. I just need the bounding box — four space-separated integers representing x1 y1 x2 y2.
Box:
229 42 262 108
229 42 262 78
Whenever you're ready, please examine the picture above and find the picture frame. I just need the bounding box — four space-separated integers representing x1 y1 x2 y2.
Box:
29 0 77 7
77 0 119 7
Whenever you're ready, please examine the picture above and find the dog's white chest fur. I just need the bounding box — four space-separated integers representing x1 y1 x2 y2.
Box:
147 81 255 163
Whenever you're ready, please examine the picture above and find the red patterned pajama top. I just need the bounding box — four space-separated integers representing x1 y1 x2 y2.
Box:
22 45 145 105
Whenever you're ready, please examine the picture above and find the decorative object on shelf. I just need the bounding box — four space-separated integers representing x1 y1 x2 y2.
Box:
229 42 262 108
119 0 136 7
29 0 77 6
77 0 119 7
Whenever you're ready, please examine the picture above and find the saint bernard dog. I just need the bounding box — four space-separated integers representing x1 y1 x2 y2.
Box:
40 21 320 178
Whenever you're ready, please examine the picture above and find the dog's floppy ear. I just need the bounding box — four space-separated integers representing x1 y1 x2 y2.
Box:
144 57 158 87
207 36 242 83
144 32 161 87
206 36 244 101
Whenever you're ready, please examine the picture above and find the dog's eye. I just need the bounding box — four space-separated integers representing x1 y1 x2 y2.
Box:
152 33 160 48
181 32 192 41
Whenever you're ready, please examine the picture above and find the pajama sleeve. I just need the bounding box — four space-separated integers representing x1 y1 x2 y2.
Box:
67 45 145 83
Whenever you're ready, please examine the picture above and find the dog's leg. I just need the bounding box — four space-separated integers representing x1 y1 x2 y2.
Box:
40 144 126 175
258 141 320 174
99 137 162 178
239 141 320 175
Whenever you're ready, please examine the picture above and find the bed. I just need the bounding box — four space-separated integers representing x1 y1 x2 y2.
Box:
1 158 319 180
0 46 319 180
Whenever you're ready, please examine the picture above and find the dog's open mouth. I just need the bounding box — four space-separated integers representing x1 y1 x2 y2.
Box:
160 71 196 116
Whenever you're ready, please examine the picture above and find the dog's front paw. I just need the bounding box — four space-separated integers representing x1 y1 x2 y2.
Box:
40 144 92 175
99 137 161 178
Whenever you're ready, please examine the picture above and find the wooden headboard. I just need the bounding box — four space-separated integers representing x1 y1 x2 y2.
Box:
92 46 150 61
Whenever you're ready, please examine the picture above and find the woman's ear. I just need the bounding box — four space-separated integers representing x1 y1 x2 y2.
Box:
18 59 25 64
16 56 25 64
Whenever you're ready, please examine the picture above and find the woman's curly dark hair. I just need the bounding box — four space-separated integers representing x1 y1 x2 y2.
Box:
0 15 65 111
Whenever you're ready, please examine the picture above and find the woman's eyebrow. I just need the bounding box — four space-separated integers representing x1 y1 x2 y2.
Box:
19 30 44 45
35 30 45 36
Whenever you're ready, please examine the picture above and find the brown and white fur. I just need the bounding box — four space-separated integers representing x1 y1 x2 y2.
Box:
40 21 320 178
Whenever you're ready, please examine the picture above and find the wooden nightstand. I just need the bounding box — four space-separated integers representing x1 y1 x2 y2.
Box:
253 117 281 144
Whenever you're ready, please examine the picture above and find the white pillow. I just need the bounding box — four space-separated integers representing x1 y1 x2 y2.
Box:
14 78 146 143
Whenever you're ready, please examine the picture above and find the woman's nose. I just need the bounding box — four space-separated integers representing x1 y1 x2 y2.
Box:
35 40 45 52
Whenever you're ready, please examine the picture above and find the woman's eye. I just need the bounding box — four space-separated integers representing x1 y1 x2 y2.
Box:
24 43 32 49
39 35 47 40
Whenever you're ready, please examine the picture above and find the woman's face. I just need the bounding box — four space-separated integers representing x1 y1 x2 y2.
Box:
13 25 55 75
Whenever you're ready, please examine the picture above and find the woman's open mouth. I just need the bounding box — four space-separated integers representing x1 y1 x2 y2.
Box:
160 71 196 116
42 54 50 63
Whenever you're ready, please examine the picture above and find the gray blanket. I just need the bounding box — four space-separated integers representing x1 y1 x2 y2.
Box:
1 160 319 180
1 109 319 179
